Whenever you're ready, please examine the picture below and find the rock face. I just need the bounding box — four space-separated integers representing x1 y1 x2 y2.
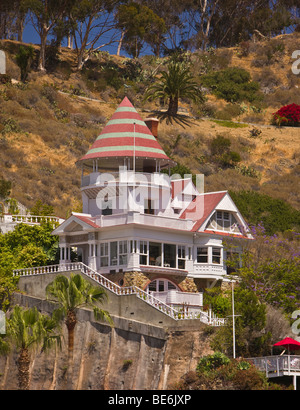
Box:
0 294 213 390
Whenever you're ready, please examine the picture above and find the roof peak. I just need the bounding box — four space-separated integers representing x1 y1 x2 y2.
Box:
77 97 176 171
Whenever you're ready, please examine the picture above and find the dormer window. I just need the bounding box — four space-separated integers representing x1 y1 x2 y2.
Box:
215 211 232 230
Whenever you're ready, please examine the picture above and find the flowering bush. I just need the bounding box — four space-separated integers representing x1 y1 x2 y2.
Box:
272 103 300 126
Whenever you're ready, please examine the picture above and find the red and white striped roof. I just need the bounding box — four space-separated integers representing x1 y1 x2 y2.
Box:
77 97 175 171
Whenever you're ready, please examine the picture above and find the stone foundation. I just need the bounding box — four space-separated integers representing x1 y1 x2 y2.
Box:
104 270 198 293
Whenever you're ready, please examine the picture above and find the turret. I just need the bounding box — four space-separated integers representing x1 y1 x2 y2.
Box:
76 97 176 217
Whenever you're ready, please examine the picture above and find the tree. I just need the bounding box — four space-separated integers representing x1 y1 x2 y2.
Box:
46 274 113 388
0 177 11 200
144 58 204 118
6 305 61 390
211 284 270 357
23 0 71 71
70 0 119 70
15 45 35 82
30 199 54 216
116 2 166 57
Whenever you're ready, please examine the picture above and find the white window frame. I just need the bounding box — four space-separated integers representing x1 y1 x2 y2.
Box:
177 245 186 269
197 247 208 263
139 240 148 265
212 247 221 264
100 242 109 267
119 240 128 265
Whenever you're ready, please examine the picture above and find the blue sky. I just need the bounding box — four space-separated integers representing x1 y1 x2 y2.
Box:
21 20 152 57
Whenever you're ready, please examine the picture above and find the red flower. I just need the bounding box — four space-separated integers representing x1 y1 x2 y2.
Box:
272 103 300 126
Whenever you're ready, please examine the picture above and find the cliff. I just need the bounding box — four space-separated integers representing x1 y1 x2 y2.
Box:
0 293 214 390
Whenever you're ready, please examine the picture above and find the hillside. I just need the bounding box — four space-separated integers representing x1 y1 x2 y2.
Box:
0 33 299 219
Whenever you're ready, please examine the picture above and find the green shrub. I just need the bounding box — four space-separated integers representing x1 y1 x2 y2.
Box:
201 67 261 103
210 135 241 168
0 74 11 84
229 190 300 234
196 352 230 374
0 118 22 135
15 45 35 82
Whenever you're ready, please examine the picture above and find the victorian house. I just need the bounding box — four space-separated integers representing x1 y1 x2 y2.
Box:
52 97 252 314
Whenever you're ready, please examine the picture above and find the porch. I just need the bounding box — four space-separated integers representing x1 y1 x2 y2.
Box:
248 355 300 390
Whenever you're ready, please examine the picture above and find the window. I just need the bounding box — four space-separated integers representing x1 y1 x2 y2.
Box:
147 279 178 293
102 198 112 216
216 211 231 230
119 240 127 265
149 242 162 266
197 247 208 263
164 244 176 268
110 242 118 266
100 243 108 267
144 199 154 215
130 240 137 253
139 240 148 265
178 245 186 269
212 247 221 264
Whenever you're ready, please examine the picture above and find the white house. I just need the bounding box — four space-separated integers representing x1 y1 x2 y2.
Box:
52 97 252 314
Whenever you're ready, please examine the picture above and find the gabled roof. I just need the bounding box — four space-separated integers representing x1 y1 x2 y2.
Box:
180 191 227 232
52 213 100 235
171 178 198 200
77 97 175 171
179 190 251 238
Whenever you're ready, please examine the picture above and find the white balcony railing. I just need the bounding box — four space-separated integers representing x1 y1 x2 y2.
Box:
93 211 194 231
81 171 171 189
192 263 225 277
150 289 203 307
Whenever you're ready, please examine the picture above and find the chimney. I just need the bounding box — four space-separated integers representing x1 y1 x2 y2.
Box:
144 117 159 138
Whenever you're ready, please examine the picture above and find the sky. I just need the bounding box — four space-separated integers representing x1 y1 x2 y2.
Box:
21 19 153 58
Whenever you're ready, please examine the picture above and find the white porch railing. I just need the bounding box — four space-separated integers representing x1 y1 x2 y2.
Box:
13 262 225 326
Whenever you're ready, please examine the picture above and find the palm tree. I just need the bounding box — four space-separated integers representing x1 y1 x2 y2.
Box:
46 274 113 389
6 305 61 390
145 59 204 118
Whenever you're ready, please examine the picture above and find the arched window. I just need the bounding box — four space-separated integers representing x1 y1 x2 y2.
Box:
147 278 178 293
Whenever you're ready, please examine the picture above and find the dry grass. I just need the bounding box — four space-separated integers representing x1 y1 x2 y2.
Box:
0 34 299 217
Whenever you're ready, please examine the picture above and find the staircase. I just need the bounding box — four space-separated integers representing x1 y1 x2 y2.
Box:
13 262 225 326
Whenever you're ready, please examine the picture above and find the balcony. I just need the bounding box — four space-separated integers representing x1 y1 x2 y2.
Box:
191 263 225 278
150 289 203 310
81 171 171 189
94 211 194 231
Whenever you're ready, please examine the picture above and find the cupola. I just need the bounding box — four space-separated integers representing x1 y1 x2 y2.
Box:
76 97 176 173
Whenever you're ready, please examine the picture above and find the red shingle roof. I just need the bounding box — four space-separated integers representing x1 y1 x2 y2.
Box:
180 191 227 232
77 97 174 169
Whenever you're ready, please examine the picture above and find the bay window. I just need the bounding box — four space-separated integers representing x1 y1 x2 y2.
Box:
139 240 148 265
100 243 108 267
212 247 221 264
119 240 128 265
197 247 208 263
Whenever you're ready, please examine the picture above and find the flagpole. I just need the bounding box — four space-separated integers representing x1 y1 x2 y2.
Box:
133 121 136 173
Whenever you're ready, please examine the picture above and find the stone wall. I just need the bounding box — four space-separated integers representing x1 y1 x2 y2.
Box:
0 293 214 390
106 270 198 292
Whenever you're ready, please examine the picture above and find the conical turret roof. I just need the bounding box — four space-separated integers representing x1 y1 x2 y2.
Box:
77 97 175 171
